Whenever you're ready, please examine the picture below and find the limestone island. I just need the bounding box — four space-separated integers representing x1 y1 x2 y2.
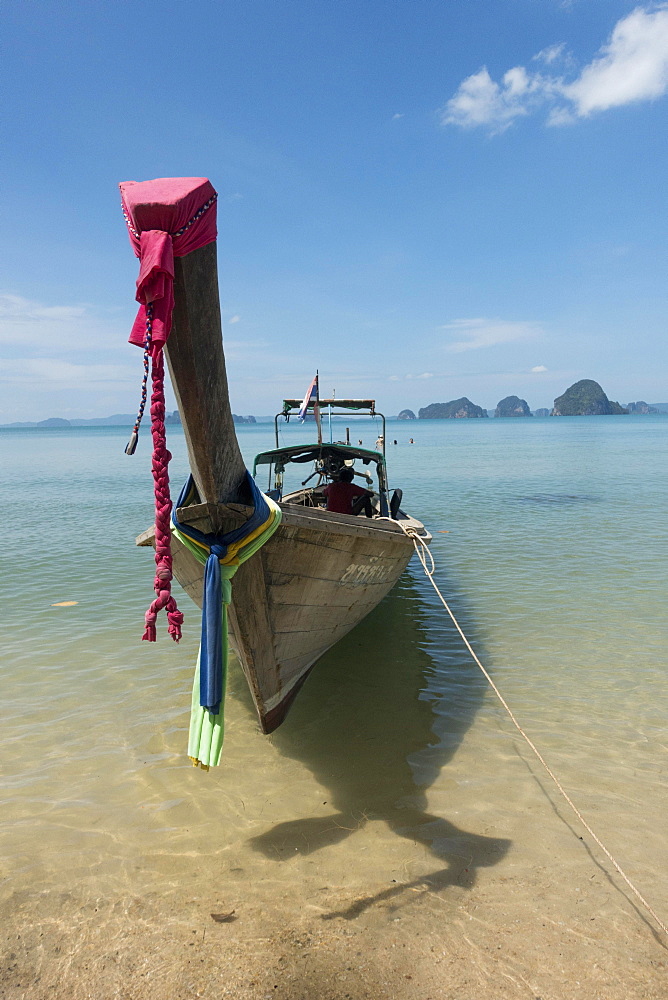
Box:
495 395 532 418
552 380 627 416
626 401 659 414
419 398 488 419
397 409 416 420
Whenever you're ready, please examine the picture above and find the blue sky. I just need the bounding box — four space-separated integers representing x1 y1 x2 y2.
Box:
1 0 667 420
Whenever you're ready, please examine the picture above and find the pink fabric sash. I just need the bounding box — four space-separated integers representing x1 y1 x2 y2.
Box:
120 177 218 349
120 177 218 643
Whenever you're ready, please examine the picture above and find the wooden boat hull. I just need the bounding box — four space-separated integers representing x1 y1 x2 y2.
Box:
140 502 429 732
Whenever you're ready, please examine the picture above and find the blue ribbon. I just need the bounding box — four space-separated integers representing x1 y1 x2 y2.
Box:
200 551 224 712
173 473 271 714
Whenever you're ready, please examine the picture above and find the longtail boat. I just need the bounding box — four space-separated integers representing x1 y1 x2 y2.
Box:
122 177 430 739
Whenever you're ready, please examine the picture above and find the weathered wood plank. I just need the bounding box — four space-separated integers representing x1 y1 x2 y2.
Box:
226 552 279 724
264 545 410 586
266 600 383 633
280 505 422 538
268 581 400 608
268 622 363 663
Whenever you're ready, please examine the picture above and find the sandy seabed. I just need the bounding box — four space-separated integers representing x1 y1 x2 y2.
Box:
3 856 666 1000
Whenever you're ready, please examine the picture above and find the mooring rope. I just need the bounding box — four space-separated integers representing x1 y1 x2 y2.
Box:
398 521 668 940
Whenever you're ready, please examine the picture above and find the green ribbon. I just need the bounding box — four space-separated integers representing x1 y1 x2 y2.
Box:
172 498 281 769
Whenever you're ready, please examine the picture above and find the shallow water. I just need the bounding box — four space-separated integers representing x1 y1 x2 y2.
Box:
1 416 667 998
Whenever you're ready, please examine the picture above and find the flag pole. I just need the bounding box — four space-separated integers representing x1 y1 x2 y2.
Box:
315 370 322 445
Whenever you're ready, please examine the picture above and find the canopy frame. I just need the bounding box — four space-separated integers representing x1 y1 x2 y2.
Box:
275 399 385 455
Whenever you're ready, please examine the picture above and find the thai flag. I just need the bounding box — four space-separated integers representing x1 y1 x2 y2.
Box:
298 374 318 421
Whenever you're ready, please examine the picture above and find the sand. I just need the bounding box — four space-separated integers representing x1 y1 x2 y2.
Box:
3 855 666 1000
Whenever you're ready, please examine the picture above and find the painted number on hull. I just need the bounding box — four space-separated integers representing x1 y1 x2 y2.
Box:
340 558 395 586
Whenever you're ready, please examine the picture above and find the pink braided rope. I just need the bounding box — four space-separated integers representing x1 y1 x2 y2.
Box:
121 184 218 643
142 322 183 643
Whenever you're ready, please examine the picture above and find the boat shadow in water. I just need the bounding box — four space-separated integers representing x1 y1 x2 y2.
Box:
246 566 510 917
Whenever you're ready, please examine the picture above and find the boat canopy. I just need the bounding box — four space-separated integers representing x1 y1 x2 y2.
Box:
282 398 376 414
253 442 383 475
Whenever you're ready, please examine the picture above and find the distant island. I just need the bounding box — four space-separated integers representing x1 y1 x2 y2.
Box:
495 395 531 418
552 380 627 416
419 398 488 419
409 385 665 421
626 401 659 414
1 411 261 428
1 413 138 428
3 390 666 429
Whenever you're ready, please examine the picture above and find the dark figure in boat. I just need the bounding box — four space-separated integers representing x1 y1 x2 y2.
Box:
323 467 373 517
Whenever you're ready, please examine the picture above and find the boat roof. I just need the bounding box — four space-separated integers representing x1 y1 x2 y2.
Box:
253 442 383 473
282 398 376 414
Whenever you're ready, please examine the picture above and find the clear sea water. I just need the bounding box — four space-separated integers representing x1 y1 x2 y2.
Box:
1 416 667 997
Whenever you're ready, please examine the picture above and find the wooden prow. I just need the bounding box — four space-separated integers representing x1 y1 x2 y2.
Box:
165 241 247 505
166 243 279 730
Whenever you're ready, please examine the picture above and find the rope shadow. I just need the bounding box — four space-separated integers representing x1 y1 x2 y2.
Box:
512 743 668 951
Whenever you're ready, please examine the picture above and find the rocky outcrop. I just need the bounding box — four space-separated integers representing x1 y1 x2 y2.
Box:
419 398 488 419
232 414 257 424
533 408 550 417
397 409 416 420
552 380 628 416
626 401 658 414
495 395 532 418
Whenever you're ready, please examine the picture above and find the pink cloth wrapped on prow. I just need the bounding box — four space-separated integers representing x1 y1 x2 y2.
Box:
119 177 218 350
119 177 218 645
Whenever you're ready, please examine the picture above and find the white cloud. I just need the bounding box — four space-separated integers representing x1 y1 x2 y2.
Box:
441 66 548 132
0 293 88 346
441 5 668 131
0 293 154 419
442 318 542 352
0 293 117 352
228 314 241 324
563 5 668 115
532 43 567 66
392 113 405 120
0 357 134 385
531 365 548 373
0 293 86 324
